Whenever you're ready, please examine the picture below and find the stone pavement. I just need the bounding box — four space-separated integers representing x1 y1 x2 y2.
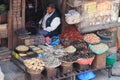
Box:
94 61 120 80
0 60 120 80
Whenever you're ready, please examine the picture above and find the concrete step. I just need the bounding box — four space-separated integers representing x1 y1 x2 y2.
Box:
0 47 11 61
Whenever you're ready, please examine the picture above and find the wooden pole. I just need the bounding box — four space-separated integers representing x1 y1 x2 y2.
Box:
117 27 120 50
61 0 67 32
8 0 13 49
22 0 26 29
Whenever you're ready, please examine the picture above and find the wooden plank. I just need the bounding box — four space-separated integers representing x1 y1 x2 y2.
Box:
78 22 120 33
22 0 25 29
0 47 11 56
0 51 11 56
0 47 7 50
11 0 18 48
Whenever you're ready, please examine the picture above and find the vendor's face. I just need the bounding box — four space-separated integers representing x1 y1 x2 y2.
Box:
47 7 54 14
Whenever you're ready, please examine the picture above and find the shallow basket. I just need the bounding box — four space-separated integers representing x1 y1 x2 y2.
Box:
97 31 112 41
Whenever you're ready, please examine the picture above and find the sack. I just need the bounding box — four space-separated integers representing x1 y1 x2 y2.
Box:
65 10 81 24
0 67 4 80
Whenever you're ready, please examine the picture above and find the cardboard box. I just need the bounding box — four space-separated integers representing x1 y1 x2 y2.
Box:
92 53 106 69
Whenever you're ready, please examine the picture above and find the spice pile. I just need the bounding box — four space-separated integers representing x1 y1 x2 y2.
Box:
60 49 95 62
64 46 76 54
60 26 83 41
16 45 29 52
32 35 45 45
25 35 45 45
40 54 61 67
84 33 100 44
72 40 88 50
76 50 95 58
59 53 79 62
24 58 45 72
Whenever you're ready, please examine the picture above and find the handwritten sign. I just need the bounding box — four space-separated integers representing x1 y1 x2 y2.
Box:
84 2 96 14
97 1 111 15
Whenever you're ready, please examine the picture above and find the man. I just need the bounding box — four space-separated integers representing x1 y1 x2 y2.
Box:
38 3 61 37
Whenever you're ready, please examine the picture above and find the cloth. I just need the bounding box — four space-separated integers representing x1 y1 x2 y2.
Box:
39 10 61 32
37 29 49 36
45 36 51 44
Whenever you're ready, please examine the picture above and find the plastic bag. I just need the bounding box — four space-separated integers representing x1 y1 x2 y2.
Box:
89 43 109 54
0 67 4 80
50 36 60 46
77 71 96 80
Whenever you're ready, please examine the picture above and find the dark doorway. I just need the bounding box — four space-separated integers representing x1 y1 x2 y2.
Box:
25 0 61 35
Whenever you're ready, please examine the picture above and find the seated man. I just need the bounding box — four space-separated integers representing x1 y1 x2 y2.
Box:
38 3 61 37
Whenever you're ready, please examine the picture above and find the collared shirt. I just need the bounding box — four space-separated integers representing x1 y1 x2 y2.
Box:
39 10 61 32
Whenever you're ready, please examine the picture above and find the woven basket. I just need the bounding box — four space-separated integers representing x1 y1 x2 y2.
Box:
27 69 42 80
27 68 42 74
61 61 74 66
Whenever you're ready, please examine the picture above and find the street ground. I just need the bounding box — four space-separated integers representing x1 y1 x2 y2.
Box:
0 60 120 80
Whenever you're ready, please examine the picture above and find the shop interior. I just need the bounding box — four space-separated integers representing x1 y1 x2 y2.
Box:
0 0 61 47
0 0 9 47
25 0 62 35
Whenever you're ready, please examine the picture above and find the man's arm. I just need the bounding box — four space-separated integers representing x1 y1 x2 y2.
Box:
39 19 42 24
38 18 43 29
44 17 61 32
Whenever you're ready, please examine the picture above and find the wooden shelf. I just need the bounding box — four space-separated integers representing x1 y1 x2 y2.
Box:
66 2 82 8
78 22 120 33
